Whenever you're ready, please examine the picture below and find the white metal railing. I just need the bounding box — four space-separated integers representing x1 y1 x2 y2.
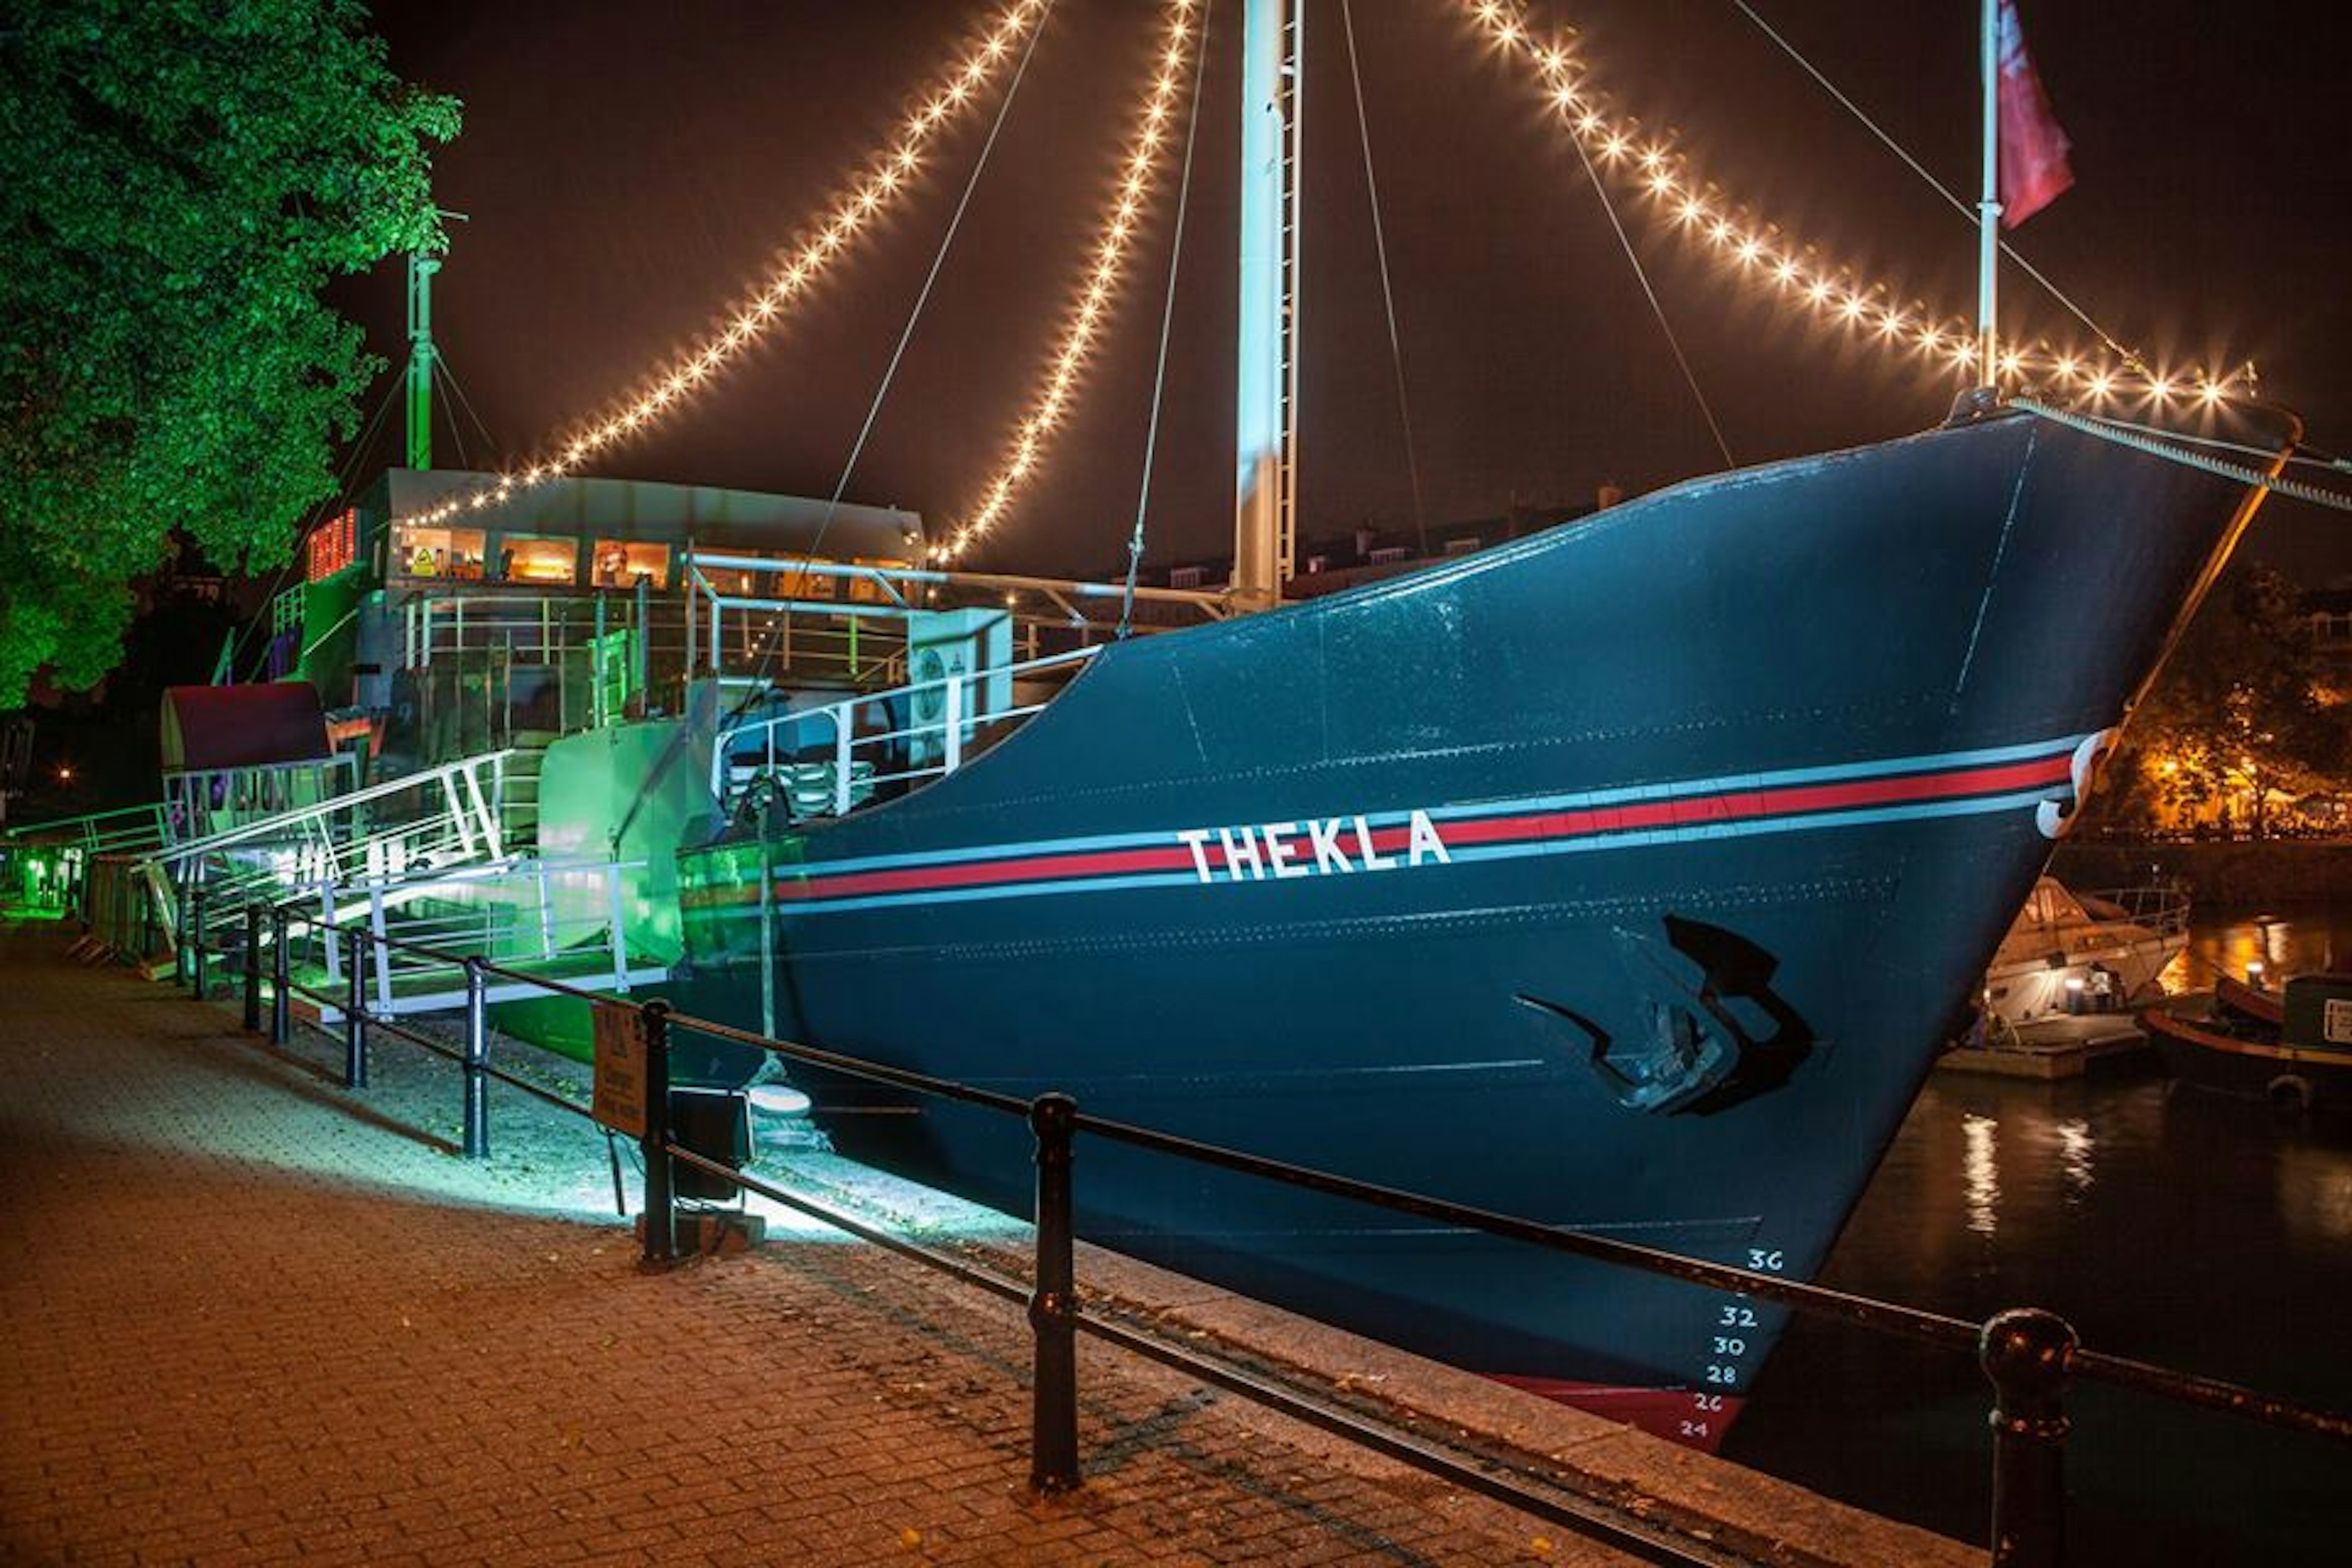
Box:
275 857 655 1019
685 552 1223 694
140 751 517 944
2076 885 2194 941
4 801 170 859
710 645 1101 820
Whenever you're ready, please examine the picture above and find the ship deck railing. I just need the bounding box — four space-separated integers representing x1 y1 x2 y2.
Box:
707 644 1103 820
171 905 2352 1568
2076 883 2193 940
385 556 1225 731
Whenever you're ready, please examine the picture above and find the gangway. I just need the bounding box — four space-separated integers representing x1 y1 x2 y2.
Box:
270 856 666 1023
130 750 521 965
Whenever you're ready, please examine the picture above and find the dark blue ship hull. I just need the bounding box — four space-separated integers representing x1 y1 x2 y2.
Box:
673 409 2259 1446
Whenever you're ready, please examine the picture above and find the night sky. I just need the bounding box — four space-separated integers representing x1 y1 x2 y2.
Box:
349 1 2352 582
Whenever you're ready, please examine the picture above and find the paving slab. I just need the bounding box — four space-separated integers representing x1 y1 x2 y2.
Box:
0 918 1972 1566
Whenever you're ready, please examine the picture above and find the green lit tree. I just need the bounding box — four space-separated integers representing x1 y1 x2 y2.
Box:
0 0 458 706
2100 566 2350 837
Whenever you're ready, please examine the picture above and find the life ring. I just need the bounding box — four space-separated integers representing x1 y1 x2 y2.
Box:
2266 1074 2314 1113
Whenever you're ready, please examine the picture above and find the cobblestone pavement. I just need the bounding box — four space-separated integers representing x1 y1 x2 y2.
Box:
0 920 1638 1567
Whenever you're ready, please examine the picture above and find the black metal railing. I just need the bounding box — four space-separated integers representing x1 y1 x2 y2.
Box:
181 912 2352 1568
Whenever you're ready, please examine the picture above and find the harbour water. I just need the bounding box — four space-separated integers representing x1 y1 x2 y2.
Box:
1725 908 2352 1564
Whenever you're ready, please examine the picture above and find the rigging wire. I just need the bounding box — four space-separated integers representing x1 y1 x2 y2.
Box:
430 361 470 469
220 372 403 684
433 351 503 461
1561 119 1737 470
1118 0 1213 639
799 0 1057 579
1341 0 1429 556
1726 0 2153 380
612 1 1060 860
946 0 1207 561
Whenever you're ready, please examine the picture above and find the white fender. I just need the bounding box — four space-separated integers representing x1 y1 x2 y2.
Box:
2036 727 2120 840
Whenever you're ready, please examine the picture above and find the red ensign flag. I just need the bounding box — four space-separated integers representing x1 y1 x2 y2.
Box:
1997 0 2073 227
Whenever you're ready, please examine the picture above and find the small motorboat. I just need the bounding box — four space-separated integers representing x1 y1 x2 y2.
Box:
1980 878 2190 1023
2141 973 2352 1112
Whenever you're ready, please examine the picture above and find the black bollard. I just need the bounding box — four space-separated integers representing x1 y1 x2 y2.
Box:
242 903 262 1032
1981 1306 2078 1568
638 1001 676 1265
343 927 368 1089
1028 1091 1080 1495
270 906 291 1045
462 959 489 1159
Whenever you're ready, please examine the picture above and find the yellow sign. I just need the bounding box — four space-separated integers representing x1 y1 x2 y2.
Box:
591 1001 649 1138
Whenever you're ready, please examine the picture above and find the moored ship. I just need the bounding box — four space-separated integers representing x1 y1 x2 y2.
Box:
24 0 2315 1457
671 404 2272 1446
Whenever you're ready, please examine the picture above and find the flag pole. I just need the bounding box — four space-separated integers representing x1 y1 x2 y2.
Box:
1976 0 2000 393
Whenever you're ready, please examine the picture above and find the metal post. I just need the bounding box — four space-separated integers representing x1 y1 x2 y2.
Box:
343 926 369 1090
174 879 190 986
1976 0 2002 390
242 902 262 1031
1028 1091 1080 1494
462 958 489 1159
639 1001 676 1266
190 883 209 998
270 906 291 1045
1981 1306 2078 1568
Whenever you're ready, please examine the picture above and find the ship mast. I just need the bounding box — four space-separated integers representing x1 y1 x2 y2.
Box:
1234 0 1302 612
1974 0 2000 393
405 250 442 469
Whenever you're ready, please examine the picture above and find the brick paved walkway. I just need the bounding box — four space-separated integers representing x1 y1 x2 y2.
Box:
0 919 1639 1567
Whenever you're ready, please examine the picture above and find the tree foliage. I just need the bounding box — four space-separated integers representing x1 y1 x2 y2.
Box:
2100 565 2350 835
0 0 458 706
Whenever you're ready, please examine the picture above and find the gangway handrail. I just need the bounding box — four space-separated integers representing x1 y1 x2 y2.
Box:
142 749 516 869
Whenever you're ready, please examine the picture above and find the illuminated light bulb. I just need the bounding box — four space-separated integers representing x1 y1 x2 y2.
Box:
2149 377 2174 402
386 1 1053 530
1459 0 2233 408
947 0 1204 560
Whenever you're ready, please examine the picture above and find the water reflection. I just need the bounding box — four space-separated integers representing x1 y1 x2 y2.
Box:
1730 1049 2352 1566
1962 1113 2000 1235
2277 1139 2352 1246
2056 1117 2094 1202
2161 907 2352 995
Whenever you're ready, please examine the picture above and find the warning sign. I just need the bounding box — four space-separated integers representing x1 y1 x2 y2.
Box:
591 1001 650 1138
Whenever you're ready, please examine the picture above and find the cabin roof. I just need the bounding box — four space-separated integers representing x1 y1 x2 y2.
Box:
160 684 333 774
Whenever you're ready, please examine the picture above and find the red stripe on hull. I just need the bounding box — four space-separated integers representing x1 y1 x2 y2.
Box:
1488 1375 1745 1453
723 750 2076 907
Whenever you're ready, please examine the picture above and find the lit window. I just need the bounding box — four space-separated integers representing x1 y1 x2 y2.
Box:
306 510 357 582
